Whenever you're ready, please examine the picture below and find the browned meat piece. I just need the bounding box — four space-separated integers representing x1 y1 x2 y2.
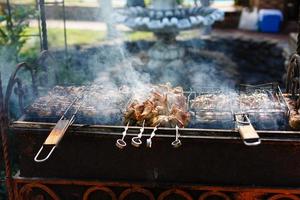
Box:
141 100 154 117
170 106 191 127
191 94 230 111
239 91 280 111
289 110 300 130
27 84 128 121
151 115 171 127
284 95 300 130
124 84 190 128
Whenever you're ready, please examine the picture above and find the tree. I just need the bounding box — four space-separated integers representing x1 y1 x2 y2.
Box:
0 6 36 61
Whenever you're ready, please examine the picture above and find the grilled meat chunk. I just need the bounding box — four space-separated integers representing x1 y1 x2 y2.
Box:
124 84 190 128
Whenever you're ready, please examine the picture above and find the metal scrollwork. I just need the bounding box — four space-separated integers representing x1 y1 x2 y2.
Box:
3 50 55 117
0 72 14 200
12 179 300 200
119 187 155 200
199 191 231 200
286 11 300 109
83 186 117 200
18 183 60 200
235 192 261 200
4 62 38 115
158 189 193 200
268 194 300 200
1 53 46 200
286 54 300 96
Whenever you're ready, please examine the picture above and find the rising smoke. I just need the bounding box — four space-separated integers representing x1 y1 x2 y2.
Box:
0 3 285 130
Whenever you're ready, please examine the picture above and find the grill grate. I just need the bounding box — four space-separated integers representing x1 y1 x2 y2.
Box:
23 85 131 125
188 83 289 130
22 83 289 130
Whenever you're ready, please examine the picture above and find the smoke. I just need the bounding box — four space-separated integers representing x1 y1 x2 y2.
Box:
0 47 35 118
1 3 285 130
89 44 152 101
0 48 17 93
70 4 242 127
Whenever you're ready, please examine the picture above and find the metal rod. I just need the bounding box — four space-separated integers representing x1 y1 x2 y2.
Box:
34 0 43 51
43 1 64 4
0 73 14 200
297 3 300 55
5 0 12 32
20 34 41 37
0 73 3 111
62 0 68 62
39 0 49 50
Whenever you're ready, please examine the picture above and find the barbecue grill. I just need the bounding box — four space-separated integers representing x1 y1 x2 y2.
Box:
9 78 300 189
0 54 300 200
1 17 300 199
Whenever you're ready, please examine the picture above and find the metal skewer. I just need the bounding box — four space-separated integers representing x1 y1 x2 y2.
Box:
171 125 182 148
116 122 130 149
146 124 159 148
131 120 145 147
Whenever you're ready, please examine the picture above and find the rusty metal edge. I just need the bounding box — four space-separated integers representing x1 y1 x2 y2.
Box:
12 173 300 194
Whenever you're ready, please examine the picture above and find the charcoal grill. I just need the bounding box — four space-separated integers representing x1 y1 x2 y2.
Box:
11 120 300 187
1 54 300 199
10 80 300 188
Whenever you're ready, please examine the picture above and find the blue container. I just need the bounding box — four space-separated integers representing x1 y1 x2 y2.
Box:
259 9 283 33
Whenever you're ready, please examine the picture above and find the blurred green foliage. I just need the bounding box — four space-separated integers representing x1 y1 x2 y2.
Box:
0 6 37 61
0 6 37 198
234 0 250 6
23 28 155 49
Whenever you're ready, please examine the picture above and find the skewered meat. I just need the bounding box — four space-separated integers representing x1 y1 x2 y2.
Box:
27 85 129 124
239 91 281 111
191 90 282 112
189 89 286 128
190 93 233 124
284 94 300 130
27 83 287 129
124 84 190 128
191 93 231 111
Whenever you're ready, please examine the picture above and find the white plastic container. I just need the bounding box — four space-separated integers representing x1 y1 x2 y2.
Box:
238 7 259 31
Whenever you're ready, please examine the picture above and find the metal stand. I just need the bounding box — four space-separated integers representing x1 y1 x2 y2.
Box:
286 6 300 105
0 74 14 200
4 57 300 200
12 175 300 200
1 2 300 200
0 62 38 200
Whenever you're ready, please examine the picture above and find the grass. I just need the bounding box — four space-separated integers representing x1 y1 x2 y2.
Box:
46 28 106 47
20 27 204 55
12 0 124 7
22 27 107 50
22 27 155 52
13 0 98 5
125 31 154 41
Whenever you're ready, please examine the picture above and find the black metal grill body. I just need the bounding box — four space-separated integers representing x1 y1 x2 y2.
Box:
12 121 300 188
